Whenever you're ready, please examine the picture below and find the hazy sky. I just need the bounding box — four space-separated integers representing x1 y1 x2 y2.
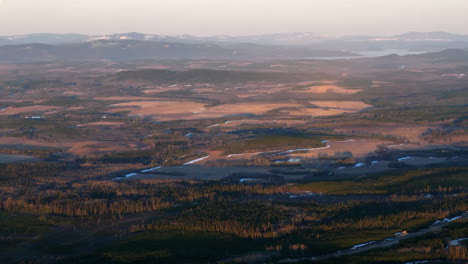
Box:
0 0 467 36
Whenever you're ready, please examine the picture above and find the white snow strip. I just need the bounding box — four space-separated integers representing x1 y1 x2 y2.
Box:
350 241 376 250
227 153 247 158
207 120 256 129
354 163 365 167
449 238 468 247
183 156 209 165
448 215 463 222
240 178 255 183
227 152 263 158
281 144 330 154
398 156 413 162
141 166 162 173
433 213 465 225
289 192 318 198
125 173 138 178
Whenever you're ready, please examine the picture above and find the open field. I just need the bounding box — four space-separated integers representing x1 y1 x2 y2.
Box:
334 123 431 142
288 139 391 158
67 140 147 156
0 136 66 149
107 100 373 121
280 107 356 117
0 105 59 115
108 100 206 117
95 96 160 101
298 84 362 94
77 121 125 127
108 101 308 120
310 100 372 111
206 119 305 129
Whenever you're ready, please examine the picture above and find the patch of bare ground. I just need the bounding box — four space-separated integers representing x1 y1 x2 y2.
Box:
108 101 206 116
0 136 67 149
280 108 355 117
449 135 468 144
289 139 392 159
182 103 303 120
136 65 172 69
234 86 292 98
310 101 372 111
108 101 305 121
66 106 86 111
0 105 59 115
206 119 304 128
95 96 159 101
77 122 125 127
67 140 147 156
193 88 218 93
297 81 328 86
276 100 372 118
298 85 362 94
63 91 86 95
143 87 183 94
334 124 432 142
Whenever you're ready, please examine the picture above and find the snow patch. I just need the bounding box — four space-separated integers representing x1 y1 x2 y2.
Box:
125 173 138 178
289 191 318 198
183 156 209 165
398 156 413 162
141 166 162 173
449 238 468 247
433 215 463 225
350 241 376 250
240 178 255 183
281 144 330 154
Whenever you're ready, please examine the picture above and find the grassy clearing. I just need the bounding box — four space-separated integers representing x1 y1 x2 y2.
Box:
292 167 468 195
219 134 327 154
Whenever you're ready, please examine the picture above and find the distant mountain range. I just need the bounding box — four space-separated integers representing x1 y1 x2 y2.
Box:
1 31 467 46
0 40 358 62
0 41 231 62
0 32 466 62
